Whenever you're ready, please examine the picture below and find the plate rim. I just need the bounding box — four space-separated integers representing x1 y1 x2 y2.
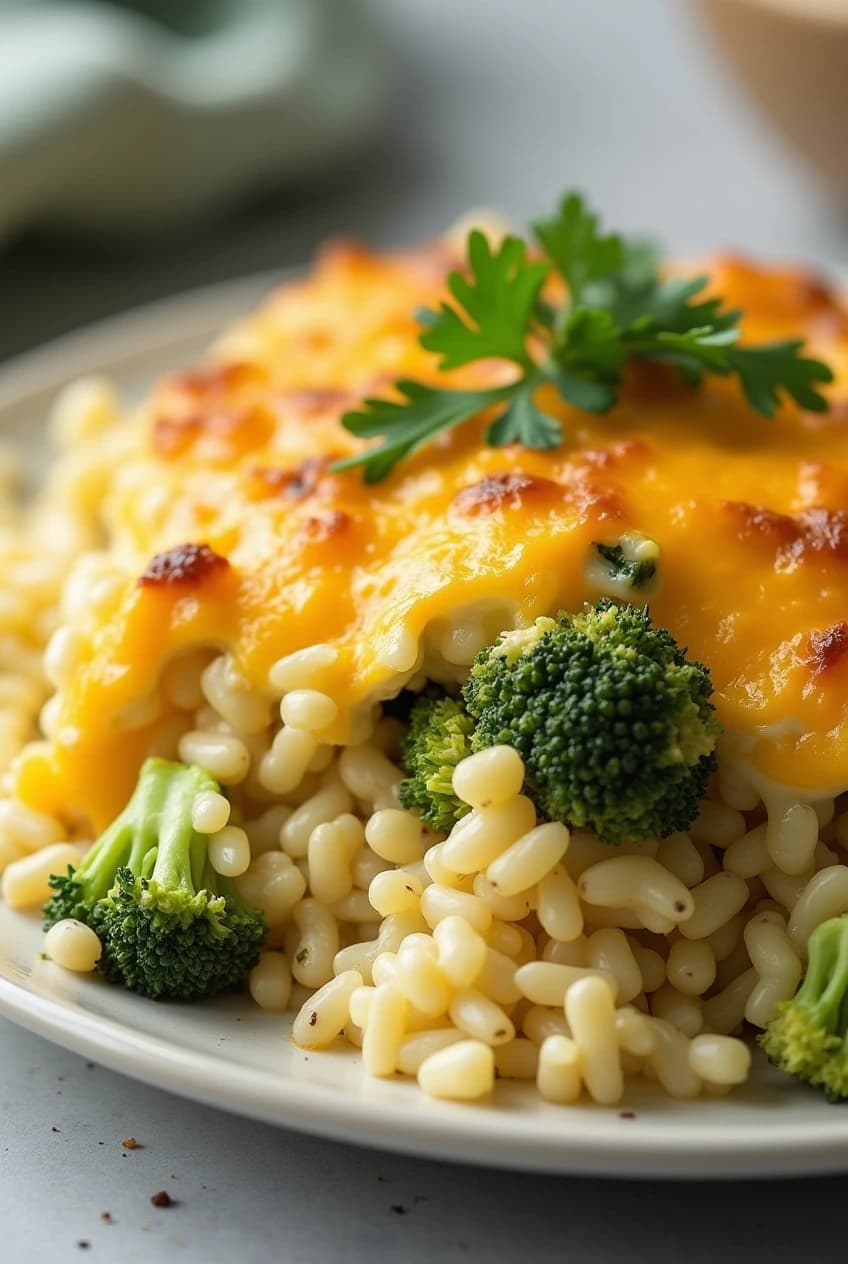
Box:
2 273 848 1180
5 960 848 1181
0 267 284 409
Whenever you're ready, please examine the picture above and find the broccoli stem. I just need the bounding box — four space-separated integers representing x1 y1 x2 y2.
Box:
71 760 179 904
145 761 218 895
760 915 848 1100
793 917 848 1038
65 759 218 909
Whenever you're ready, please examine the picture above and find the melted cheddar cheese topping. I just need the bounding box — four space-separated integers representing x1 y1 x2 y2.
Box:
19 241 848 828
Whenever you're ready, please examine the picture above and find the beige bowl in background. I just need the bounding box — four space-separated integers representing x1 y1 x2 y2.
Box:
698 0 848 205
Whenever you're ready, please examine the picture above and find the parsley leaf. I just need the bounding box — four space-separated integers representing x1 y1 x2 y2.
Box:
634 274 741 336
726 340 835 415
533 193 622 305
333 381 512 484
419 232 548 370
332 192 834 481
485 382 563 449
552 308 626 410
627 326 739 386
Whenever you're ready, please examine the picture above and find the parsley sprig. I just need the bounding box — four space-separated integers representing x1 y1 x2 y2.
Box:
332 193 833 482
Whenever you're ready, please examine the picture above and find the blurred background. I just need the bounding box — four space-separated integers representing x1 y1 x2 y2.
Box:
4 4 848 1258
1 0 847 363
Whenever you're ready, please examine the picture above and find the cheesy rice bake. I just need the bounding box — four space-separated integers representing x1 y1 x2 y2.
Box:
3 195 848 1107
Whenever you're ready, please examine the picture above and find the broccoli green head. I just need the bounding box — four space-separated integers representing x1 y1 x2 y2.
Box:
399 691 474 831
462 600 720 844
90 864 264 1002
44 757 264 1002
761 916 848 1101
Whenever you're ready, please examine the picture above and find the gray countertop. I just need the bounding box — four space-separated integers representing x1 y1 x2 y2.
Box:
1 1017 847 1264
2 2 848 1259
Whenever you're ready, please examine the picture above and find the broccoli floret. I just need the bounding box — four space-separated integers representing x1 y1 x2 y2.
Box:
462 600 720 844
44 758 264 1001
399 690 474 830
761 916 848 1101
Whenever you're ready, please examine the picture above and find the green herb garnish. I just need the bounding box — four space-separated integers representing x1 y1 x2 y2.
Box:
331 192 832 483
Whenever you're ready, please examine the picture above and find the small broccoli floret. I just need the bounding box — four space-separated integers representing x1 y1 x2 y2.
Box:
44 757 264 1001
591 531 659 592
399 690 474 830
761 916 848 1101
462 600 720 844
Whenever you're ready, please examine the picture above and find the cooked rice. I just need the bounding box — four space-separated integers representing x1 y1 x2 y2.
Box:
1 345 847 1109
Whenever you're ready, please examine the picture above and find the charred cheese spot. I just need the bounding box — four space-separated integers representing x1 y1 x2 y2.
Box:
163 360 266 402
723 501 848 569
564 471 624 524
452 472 558 515
723 501 799 548
248 457 336 501
795 508 848 561
139 543 229 587
152 404 276 462
282 388 353 415
807 623 848 678
299 511 351 543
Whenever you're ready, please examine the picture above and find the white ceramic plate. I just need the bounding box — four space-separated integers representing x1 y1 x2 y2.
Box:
1 278 846 1179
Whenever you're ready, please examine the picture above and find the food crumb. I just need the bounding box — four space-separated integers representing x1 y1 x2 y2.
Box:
100 1212 113 1224
121 1137 138 1150
619 1110 637 1120
390 1205 408 1216
76 1242 90 1251
151 1190 173 1208
51 1126 60 1133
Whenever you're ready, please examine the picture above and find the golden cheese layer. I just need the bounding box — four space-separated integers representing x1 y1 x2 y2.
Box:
19 240 848 827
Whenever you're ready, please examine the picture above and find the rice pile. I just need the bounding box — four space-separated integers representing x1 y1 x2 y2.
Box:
1 375 846 1107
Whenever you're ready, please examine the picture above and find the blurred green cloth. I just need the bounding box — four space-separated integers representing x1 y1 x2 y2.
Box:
0 0 386 243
